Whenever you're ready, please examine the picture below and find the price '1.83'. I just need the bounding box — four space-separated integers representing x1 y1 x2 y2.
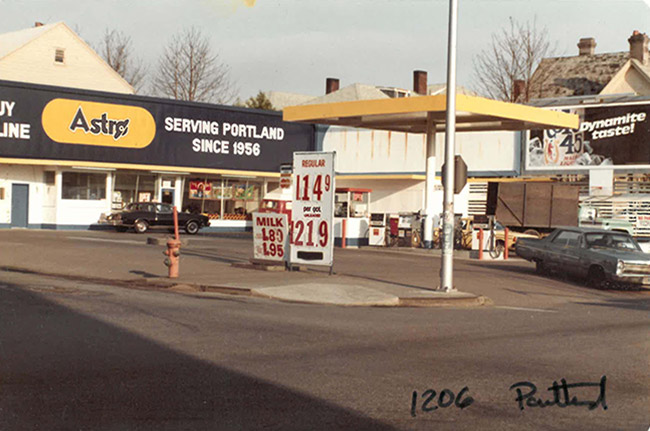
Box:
295 174 331 201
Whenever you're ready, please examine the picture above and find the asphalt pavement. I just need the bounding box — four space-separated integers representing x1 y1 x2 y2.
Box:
1 229 647 309
1 229 649 430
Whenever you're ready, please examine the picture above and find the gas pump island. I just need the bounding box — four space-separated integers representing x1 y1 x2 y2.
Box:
283 94 578 291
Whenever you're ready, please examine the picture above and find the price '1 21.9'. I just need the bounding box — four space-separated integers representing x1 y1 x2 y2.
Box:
293 220 328 247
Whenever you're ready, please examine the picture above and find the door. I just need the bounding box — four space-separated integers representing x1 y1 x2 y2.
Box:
161 189 174 205
11 183 29 228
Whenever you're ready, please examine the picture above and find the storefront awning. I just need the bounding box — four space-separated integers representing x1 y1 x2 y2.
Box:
283 94 579 133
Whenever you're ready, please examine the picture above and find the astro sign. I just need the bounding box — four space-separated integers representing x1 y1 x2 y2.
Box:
42 99 156 148
0 80 314 172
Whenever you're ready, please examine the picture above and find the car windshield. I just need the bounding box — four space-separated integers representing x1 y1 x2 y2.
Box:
584 232 641 252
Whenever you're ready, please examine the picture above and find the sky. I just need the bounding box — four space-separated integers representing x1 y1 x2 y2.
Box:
0 0 649 101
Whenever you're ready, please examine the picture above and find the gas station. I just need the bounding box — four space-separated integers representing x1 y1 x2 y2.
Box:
284 93 578 291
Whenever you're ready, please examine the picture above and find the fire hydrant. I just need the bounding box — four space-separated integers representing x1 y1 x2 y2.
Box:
163 238 181 278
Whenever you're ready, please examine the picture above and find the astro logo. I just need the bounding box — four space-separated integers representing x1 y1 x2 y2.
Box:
69 107 130 140
42 98 156 149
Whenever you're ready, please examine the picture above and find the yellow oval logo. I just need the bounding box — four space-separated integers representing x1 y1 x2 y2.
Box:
42 99 156 149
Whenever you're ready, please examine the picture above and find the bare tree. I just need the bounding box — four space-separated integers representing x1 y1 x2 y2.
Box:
472 18 556 103
152 27 237 104
97 29 147 93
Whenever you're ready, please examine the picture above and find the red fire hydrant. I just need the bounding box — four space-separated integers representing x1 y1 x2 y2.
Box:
163 206 181 278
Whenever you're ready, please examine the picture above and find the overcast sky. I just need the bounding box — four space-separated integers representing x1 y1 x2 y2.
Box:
1 0 649 100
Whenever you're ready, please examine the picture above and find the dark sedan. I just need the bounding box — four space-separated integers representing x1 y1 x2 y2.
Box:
516 227 650 288
108 202 209 235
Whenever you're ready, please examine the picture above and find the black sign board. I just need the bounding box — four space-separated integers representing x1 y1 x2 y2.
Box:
526 102 650 171
0 80 314 172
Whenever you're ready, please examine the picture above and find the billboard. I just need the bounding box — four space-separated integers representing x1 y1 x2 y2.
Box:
0 80 314 172
525 103 650 171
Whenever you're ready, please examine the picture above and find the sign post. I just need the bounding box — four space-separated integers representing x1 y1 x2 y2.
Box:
290 151 335 272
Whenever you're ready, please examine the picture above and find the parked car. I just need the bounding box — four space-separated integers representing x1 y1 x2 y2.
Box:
456 218 538 256
107 202 209 235
515 227 650 288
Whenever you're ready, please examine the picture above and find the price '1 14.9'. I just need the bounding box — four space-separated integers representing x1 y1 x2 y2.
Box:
295 174 331 201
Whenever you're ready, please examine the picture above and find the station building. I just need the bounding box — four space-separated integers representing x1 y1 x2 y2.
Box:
0 23 314 231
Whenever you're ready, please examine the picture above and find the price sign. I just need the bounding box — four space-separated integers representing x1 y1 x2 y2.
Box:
253 212 288 262
290 151 335 266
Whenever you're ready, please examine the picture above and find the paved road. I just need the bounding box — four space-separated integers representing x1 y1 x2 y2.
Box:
0 230 648 429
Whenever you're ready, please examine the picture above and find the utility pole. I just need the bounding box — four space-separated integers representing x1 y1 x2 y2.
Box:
440 0 458 292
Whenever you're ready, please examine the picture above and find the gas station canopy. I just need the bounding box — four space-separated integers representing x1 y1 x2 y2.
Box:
283 93 579 133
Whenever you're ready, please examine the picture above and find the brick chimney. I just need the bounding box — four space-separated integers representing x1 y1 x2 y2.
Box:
577 37 596 56
325 78 339 94
512 79 526 102
628 30 649 65
413 70 428 95
34 22 44 27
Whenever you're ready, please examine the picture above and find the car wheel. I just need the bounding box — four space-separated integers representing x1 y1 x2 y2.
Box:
134 219 149 234
535 260 547 275
586 266 606 289
185 220 200 235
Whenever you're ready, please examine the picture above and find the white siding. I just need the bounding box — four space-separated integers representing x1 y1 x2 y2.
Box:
0 164 55 225
323 126 519 175
0 25 133 94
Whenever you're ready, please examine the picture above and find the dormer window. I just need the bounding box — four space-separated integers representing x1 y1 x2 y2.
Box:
54 48 65 64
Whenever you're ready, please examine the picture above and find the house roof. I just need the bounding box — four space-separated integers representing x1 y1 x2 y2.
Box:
265 91 316 110
0 22 60 60
300 83 391 105
531 52 630 98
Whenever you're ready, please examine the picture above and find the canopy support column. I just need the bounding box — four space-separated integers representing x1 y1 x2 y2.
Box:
423 113 436 249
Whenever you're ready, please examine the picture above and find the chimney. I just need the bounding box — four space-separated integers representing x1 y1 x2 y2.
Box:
577 37 596 56
512 79 526 102
628 30 649 65
413 70 428 95
34 22 44 27
325 78 339 94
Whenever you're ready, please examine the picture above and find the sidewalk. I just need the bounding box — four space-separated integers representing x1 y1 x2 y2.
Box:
0 230 491 307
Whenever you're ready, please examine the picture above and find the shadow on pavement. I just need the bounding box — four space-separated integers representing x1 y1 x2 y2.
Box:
129 270 160 278
0 284 396 430
574 298 650 311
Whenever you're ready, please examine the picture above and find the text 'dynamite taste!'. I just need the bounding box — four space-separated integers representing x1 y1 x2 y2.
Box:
290 152 335 267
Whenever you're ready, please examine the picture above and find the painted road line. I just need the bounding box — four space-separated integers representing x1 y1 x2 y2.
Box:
68 237 144 245
494 306 558 313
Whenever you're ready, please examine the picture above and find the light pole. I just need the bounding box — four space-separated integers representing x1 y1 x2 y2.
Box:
440 0 458 292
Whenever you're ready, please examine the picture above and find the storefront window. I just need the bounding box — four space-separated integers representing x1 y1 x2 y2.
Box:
183 177 261 222
62 172 106 200
112 173 156 208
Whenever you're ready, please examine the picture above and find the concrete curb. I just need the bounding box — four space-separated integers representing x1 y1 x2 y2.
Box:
398 295 492 307
0 265 492 307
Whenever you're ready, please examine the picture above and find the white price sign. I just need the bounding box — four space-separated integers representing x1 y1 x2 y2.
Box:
253 212 288 262
290 151 335 266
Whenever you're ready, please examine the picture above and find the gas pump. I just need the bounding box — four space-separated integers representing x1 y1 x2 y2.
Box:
369 213 387 246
